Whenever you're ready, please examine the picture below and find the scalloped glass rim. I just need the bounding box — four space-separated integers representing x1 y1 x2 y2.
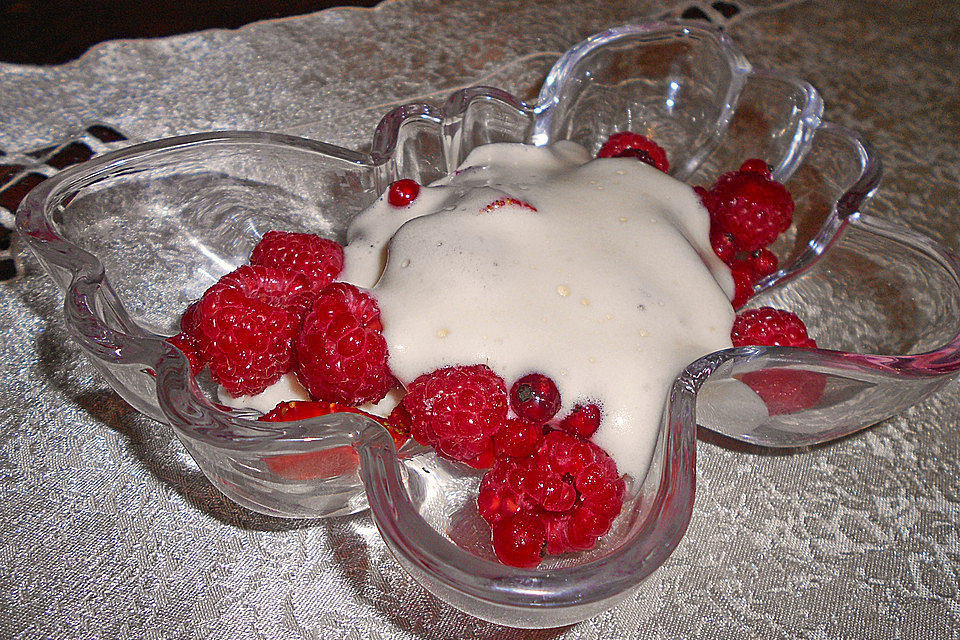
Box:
16 19 960 628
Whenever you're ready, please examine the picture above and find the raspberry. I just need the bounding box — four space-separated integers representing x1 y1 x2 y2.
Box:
738 158 771 176
738 368 826 416
491 513 547 568
180 299 202 336
493 417 544 458
695 185 718 215
597 132 669 173
195 265 312 396
731 307 817 348
509 373 561 423
726 247 779 310
386 401 412 438
402 364 508 469
728 270 824 416
169 300 206 374
387 179 421 207
217 264 316 322
708 167 794 252
296 282 393 405
250 230 345 293
478 430 624 561
558 403 602 439
166 332 204 375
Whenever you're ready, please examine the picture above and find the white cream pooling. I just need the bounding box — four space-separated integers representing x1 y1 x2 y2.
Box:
218 372 310 413
343 142 735 480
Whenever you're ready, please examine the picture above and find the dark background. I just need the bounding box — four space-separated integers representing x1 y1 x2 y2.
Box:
0 1 381 65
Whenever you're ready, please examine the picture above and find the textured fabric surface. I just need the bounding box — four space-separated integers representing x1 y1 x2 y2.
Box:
2 1 960 638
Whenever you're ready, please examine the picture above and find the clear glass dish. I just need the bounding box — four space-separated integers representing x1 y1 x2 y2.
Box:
16 20 960 628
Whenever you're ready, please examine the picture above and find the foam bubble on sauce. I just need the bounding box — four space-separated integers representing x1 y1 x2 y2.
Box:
342 141 735 480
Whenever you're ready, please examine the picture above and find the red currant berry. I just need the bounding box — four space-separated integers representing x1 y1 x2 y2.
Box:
710 228 737 264
509 373 561 423
743 248 778 279
387 179 421 207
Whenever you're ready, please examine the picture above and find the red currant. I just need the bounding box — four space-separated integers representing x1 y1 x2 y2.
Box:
509 373 561 423
710 228 737 264
741 248 778 279
387 178 421 207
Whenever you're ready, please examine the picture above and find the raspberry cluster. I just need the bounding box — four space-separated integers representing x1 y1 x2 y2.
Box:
391 365 625 567
164 140 818 570
697 160 795 308
479 430 625 567
168 226 391 403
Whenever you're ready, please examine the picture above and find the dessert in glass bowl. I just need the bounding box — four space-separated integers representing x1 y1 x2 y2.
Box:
17 20 960 628
176 135 755 568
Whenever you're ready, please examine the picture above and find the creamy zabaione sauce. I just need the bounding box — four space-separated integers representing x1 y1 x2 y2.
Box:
340 141 735 480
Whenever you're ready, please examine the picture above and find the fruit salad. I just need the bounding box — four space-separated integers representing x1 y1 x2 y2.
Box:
168 132 814 567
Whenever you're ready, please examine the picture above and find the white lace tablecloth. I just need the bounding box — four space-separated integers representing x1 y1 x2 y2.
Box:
2 1 959 638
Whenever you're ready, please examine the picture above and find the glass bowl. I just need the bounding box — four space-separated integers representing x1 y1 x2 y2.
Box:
16 21 960 628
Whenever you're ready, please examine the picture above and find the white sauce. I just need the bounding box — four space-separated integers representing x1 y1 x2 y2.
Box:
218 372 310 413
342 142 735 480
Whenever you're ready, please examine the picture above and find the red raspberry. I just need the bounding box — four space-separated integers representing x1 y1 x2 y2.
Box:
724 248 778 309
695 185 718 215
493 417 544 458
708 168 794 252
738 368 826 416
478 430 624 562
558 403 602 439
738 158 771 176
597 132 670 173
386 401 412 437
402 364 508 469
194 265 311 396
491 513 547 568
731 307 817 348
387 179 421 207
296 282 392 406
216 264 316 322
169 300 206 374
509 373 561 423
250 231 345 293
166 332 204 375
180 299 202 336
